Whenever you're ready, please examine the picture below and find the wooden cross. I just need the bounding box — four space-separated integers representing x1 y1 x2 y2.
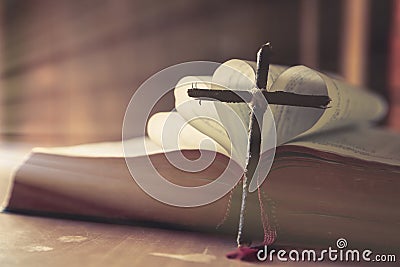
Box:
188 43 331 247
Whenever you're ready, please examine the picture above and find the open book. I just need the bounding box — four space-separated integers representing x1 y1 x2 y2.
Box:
5 60 400 252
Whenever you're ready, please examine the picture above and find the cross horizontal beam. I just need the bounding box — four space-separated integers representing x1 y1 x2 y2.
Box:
187 88 331 108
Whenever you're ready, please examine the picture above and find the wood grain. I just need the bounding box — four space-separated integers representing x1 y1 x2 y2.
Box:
0 212 358 267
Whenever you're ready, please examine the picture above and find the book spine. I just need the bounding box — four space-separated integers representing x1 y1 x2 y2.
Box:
299 0 319 69
389 0 400 131
0 3 3 142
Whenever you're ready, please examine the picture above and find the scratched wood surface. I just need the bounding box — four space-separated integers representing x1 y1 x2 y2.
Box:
0 212 241 267
0 213 356 267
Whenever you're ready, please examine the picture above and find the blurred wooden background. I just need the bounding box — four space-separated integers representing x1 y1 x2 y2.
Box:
0 0 397 146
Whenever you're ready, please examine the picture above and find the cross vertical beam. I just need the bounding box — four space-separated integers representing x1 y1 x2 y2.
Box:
237 43 272 246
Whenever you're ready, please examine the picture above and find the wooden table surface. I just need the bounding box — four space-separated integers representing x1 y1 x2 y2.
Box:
0 212 356 267
0 212 244 267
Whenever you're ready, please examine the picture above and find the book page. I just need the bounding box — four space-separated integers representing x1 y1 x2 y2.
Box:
210 60 283 163
288 127 400 166
232 64 387 145
174 61 285 165
266 66 328 144
174 76 232 152
177 59 387 147
212 59 288 128
147 111 229 157
298 72 387 137
32 137 163 158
